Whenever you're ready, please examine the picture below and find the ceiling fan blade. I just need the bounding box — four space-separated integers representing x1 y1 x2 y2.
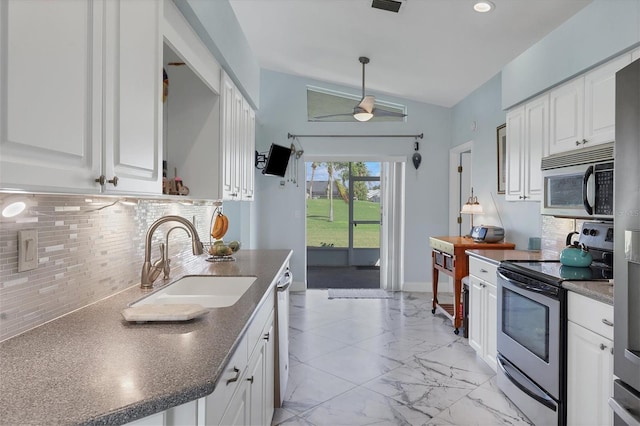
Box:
358 95 375 113
311 112 354 120
373 109 407 118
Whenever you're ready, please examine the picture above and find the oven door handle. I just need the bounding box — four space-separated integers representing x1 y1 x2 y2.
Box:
498 272 559 299
582 165 594 215
497 355 557 411
609 398 640 426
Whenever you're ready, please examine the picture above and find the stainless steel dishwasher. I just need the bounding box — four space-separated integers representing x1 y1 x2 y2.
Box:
275 266 292 407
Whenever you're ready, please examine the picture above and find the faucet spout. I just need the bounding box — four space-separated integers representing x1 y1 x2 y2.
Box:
140 215 204 289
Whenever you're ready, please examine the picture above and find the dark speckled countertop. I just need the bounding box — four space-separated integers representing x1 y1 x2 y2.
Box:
466 249 613 305
0 249 292 425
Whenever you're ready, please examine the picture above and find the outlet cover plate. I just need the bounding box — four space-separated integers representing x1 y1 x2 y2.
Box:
18 229 38 272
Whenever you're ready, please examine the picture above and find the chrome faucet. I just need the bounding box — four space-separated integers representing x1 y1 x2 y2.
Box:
140 215 204 289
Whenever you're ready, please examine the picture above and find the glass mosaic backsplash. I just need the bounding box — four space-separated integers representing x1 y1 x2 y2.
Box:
0 193 218 341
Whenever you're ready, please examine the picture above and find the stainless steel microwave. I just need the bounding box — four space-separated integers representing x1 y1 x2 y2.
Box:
541 143 614 220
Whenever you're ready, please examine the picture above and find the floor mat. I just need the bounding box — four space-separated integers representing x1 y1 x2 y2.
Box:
327 288 392 299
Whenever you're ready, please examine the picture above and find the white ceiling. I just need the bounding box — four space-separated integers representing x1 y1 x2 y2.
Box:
229 0 592 108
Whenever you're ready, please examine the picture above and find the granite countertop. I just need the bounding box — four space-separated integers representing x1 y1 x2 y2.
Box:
466 249 613 305
0 249 292 425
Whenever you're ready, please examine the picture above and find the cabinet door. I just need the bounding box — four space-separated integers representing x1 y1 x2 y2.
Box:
220 72 236 199
264 324 275 424
248 339 266 426
584 53 632 147
103 0 162 194
220 381 250 426
524 95 548 201
468 275 484 356
241 102 256 201
567 321 614 426
549 78 584 155
484 282 497 372
0 0 102 192
231 87 244 200
505 106 525 201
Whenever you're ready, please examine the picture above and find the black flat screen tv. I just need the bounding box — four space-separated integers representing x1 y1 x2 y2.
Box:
262 143 291 177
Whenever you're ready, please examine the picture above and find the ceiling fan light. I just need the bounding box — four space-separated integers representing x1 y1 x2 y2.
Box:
353 111 374 122
473 1 494 13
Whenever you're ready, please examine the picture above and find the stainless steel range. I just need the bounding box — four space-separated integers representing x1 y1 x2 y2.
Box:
496 222 613 426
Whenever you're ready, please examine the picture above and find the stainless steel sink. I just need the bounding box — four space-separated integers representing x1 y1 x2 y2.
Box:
131 275 257 308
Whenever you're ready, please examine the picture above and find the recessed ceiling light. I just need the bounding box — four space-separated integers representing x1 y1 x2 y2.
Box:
473 1 495 13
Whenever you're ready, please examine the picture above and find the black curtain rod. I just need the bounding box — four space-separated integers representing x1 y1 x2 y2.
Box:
287 132 423 139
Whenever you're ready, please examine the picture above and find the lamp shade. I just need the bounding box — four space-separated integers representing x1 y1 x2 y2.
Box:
461 203 484 214
460 187 483 214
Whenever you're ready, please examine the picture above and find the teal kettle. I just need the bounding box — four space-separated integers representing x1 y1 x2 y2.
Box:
560 231 593 267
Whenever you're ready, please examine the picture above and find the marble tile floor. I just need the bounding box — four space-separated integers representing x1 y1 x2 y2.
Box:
273 290 533 426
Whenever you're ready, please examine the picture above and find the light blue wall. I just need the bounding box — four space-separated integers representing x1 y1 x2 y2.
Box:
502 0 640 109
174 0 261 107
255 70 452 288
451 73 542 249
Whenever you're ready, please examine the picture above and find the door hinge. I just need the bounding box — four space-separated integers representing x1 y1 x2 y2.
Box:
457 216 462 224
457 166 463 173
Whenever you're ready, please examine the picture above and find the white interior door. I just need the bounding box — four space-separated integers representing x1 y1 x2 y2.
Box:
449 141 473 237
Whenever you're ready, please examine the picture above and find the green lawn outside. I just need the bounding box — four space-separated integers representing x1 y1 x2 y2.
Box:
306 198 380 247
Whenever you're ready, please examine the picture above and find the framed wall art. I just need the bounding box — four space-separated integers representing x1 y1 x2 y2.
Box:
497 123 506 194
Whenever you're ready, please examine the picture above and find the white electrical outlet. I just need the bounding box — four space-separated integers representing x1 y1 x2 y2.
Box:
18 229 38 272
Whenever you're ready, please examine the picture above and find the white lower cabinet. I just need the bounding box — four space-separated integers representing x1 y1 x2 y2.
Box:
567 292 614 426
207 292 275 426
468 257 498 372
125 290 275 426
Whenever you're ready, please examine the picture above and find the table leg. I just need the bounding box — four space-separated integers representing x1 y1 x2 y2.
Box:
432 261 439 314
453 277 461 335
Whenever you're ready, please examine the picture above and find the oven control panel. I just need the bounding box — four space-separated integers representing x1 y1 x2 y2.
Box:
579 222 614 252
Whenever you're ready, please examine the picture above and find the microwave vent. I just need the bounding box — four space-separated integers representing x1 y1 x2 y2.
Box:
541 142 614 170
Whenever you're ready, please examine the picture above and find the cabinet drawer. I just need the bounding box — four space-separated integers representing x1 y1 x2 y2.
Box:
468 258 498 285
206 333 248 425
568 292 614 340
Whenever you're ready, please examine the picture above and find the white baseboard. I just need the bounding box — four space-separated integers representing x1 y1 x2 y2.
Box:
290 280 306 292
402 281 453 293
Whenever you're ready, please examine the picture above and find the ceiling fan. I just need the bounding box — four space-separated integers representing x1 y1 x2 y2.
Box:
312 56 407 122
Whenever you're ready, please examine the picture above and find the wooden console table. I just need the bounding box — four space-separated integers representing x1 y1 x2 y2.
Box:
430 236 515 334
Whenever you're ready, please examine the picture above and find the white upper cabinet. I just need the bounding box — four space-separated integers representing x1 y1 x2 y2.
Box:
549 78 584 155
0 0 102 192
505 106 525 200
0 0 162 194
220 72 256 201
549 51 632 155
583 53 632 148
505 94 546 202
103 0 162 194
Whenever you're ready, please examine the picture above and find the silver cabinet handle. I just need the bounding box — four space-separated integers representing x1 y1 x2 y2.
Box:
480 268 488 273
95 175 106 185
602 318 614 327
247 376 254 384
600 343 607 351
263 332 270 341
108 176 118 187
226 367 240 385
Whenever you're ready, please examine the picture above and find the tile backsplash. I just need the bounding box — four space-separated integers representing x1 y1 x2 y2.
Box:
0 193 218 341
541 215 589 256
